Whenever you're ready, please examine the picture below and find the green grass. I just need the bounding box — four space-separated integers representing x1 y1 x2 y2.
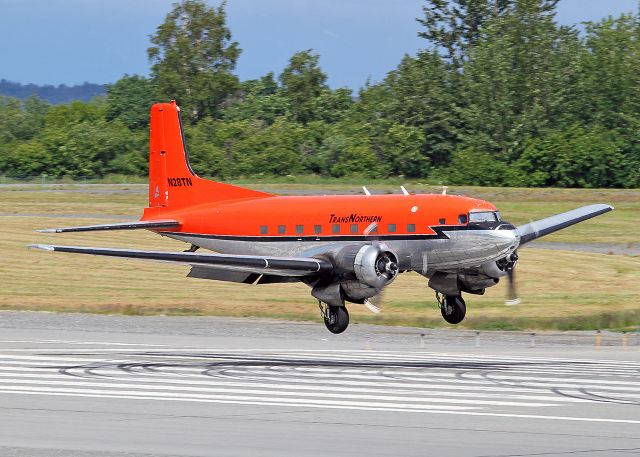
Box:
1 184 638 330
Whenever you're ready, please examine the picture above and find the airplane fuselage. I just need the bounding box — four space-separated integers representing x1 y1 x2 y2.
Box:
149 193 520 274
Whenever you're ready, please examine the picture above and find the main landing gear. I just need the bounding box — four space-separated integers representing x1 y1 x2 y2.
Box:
318 302 349 334
437 293 466 324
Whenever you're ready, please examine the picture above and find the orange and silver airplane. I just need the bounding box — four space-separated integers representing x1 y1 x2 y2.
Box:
32 101 613 333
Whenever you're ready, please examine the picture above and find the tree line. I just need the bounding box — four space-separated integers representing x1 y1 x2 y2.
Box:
0 80 106 104
1 0 638 188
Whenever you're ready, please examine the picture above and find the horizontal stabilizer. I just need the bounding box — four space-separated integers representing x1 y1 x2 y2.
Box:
36 219 180 233
517 204 613 245
29 244 332 277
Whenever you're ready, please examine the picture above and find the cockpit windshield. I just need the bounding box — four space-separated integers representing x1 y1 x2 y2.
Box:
468 211 501 223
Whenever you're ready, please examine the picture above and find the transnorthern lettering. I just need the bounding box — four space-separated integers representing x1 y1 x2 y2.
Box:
329 213 382 224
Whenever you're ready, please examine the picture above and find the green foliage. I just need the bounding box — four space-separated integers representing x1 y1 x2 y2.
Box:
516 127 627 188
148 0 240 121
359 52 458 167
444 148 524 186
319 121 388 178
0 141 51 177
458 2 582 157
106 75 157 129
279 50 328 123
2 1 639 188
221 74 290 124
0 96 49 143
378 123 429 178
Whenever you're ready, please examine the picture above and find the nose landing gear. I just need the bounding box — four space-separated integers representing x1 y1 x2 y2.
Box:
319 301 350 334
437 293 466 324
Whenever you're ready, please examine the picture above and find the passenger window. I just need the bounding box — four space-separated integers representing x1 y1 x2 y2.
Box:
388 224 396 233
458 214 468 224
350 224 358 234
296 225 304 234
260 225 268 235
314 225 322 234
439 218 446 225
407 224 416 233
332 224 340 234
278 225 286 234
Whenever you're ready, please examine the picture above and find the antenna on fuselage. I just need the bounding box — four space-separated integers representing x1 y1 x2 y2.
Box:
441 186 448 195
400 185 409 196
362 186 371 196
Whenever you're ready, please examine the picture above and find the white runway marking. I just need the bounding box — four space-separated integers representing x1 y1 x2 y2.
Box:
0 343 639 424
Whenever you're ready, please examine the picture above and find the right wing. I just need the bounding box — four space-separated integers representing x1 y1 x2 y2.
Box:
517 204 613 245
29 244 332 277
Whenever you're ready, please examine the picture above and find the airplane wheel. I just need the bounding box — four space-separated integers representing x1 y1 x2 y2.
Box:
441 295 466 324
324 305 349 334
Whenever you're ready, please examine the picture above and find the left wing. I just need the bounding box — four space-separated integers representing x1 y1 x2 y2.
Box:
36 219 180 233
29 244 332 277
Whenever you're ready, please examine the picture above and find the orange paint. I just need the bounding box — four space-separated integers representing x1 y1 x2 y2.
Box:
142 102 497 237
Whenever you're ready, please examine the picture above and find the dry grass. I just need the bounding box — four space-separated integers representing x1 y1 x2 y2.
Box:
1 185 638 330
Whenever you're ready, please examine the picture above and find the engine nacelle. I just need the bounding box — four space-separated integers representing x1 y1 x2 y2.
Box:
480 252 519 279
334 244 399 289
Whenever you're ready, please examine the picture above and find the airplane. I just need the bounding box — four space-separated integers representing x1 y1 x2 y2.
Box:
31 101 614 334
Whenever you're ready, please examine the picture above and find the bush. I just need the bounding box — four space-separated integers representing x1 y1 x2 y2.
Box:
516 127 626 187
442 148 525 186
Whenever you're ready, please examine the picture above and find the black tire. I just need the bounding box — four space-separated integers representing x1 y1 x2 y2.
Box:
441 295 466 324
324 306 349 334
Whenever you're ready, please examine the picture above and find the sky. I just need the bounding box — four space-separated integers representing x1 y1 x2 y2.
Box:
0 0 638 90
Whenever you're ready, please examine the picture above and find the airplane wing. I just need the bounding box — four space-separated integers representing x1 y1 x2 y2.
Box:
517 204 613 245
36 220 180 233
29 244 332 277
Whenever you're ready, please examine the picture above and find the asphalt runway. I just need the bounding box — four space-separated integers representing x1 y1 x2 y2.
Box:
0 312 638 457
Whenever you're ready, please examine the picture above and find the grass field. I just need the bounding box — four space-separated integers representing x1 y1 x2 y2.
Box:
1 183 638 331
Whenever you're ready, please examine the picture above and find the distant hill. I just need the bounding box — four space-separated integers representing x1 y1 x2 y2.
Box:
0 79 106 104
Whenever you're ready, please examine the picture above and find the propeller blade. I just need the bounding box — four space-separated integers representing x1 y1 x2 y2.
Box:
363 299 381 314
504 266 521 306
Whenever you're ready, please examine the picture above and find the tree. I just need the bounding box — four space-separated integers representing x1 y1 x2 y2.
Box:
0 96 49 143
516 127 626 188
319 121 389 178
575 15 640 130
148 0 241 121
357 52 458 167
457 0 581 158
221 73 290 124
106 75 156 129
0 141 51 177
417 0 558 69
444 147 524 186
279 50 328 123
377 123 429 178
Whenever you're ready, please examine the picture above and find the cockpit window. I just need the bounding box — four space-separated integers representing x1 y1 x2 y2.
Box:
468 211 501 223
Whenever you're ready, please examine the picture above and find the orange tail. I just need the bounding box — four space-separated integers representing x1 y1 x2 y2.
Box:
144 101 272 217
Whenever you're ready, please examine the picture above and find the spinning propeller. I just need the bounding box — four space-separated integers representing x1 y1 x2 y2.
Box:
504 266 521 306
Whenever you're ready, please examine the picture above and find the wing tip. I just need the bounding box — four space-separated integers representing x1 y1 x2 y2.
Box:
35 228 60 233
29 244 55 251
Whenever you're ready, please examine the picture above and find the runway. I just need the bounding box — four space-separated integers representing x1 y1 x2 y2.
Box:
0 312 638 456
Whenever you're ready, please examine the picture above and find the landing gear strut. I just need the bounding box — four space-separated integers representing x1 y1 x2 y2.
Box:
318 301 349 334
437 293 466 324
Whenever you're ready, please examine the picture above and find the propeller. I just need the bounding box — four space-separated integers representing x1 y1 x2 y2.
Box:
364 291 385 314
504 264 521 306
504 217 537 306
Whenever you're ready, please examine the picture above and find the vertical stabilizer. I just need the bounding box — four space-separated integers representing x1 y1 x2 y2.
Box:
146 101 272 214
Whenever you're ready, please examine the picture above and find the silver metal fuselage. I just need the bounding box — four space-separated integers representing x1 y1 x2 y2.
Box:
165 228 520 275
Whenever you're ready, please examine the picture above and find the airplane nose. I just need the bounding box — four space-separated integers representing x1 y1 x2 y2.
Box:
494 224 520 253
